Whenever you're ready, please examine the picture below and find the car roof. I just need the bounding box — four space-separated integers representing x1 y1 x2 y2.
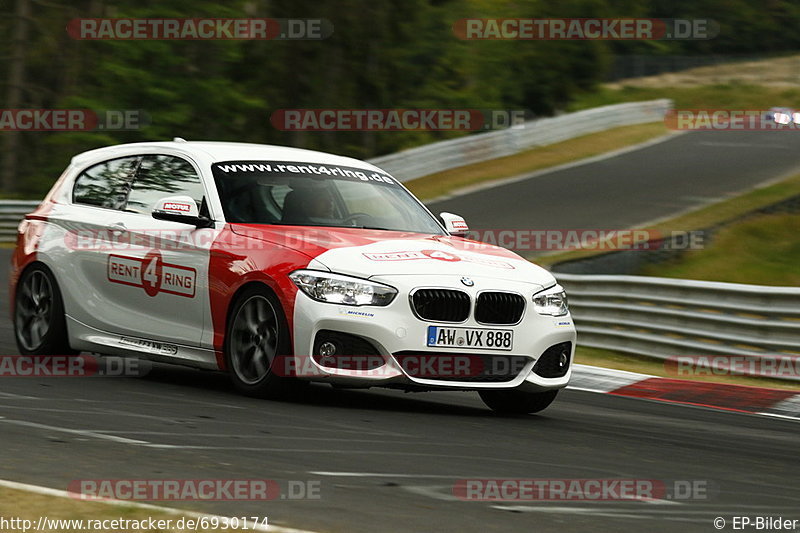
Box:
70 140 387 174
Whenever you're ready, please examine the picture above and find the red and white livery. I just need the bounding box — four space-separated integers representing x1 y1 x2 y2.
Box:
10 140 576 413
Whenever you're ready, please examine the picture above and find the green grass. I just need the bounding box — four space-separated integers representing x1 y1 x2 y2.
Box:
538 170 800 267
575 346 800 392
569 83 800 112
639 213 800 286
0 487 248 533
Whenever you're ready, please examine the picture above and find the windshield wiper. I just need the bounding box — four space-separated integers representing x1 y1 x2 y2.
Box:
356 225 395 231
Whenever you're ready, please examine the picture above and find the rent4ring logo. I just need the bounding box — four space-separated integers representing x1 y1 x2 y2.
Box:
107 250 196 298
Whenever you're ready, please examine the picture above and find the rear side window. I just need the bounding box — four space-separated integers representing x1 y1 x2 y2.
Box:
72 156 140 209
125 155 205 215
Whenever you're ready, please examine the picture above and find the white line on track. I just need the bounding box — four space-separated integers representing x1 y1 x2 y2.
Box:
489 505 694 520
697 141 792 148
310 471 462 479
0 419 151 445
0 478 316 533
0 392 40 400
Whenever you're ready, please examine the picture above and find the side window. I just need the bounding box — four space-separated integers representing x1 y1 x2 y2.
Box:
125 155 206 215
72 156 140 210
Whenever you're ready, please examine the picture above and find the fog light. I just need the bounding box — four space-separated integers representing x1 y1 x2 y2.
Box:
318 342 337 357
559 351 569 368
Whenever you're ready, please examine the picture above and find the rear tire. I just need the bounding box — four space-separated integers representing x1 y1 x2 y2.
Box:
479 388 558 414
224 285 300 399
14 264 77 356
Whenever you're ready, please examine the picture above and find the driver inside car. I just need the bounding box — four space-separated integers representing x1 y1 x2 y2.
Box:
282 185 335 224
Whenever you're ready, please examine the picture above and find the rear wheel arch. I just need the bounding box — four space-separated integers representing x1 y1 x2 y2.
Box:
13 261 77 355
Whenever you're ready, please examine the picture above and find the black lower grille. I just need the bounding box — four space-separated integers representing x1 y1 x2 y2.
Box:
411 289 470 322
533 342 572 378
393 351 530 382
475 292 526 324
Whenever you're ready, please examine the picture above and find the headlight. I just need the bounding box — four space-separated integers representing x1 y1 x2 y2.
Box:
289 270 397 307
533 285 569 316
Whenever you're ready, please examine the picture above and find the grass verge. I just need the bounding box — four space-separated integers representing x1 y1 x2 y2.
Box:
575 346 800 392
639 213 800 286
0 487 255 533
537 169 800 268
569 83 800 112
405 122 668 201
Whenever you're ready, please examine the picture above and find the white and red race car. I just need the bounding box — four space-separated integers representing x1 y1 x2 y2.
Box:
10 140 576 413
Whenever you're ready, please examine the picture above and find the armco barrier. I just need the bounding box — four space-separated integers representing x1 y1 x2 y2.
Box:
556 273 800 381
367 99 672 182
0 200 38 243
0 100 673 243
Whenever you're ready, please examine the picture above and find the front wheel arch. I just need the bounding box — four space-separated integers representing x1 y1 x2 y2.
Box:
223 282 300 398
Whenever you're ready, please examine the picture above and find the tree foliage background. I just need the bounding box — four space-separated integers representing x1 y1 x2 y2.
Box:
1 0 799 196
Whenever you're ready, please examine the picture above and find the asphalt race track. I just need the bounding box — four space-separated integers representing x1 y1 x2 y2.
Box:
430 130 800 231
1 129 800 532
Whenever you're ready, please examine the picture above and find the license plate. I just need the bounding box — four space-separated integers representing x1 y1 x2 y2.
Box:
426 326 513 351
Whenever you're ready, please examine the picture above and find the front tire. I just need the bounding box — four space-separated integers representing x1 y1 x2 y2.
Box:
224 285 298 399
14 264 76 356
479 388 558 414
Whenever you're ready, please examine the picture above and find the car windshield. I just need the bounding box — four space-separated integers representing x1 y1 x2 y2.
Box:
211 160 446 235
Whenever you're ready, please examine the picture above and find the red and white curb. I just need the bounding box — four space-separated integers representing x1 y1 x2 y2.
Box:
568 364 800 421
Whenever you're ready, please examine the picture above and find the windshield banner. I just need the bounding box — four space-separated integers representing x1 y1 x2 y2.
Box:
212 160 398 186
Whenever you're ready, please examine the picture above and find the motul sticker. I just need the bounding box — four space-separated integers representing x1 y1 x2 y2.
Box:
108 251 196 297
363 249 514 269
162 202 191 212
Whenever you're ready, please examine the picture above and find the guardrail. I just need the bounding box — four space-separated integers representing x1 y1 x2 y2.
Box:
368 99 673 182
556 273 800 381
0 100 673 242
0 200 38 243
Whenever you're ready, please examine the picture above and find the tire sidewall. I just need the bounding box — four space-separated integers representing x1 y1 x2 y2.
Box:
224 284 293 397
14 263 75 356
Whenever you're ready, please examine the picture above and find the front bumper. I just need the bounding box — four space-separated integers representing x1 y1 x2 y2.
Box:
291 274 576 390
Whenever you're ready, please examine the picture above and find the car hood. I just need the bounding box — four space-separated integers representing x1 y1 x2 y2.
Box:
230 224 556 287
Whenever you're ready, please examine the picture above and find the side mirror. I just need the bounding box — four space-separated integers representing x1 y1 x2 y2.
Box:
152 196 213 228
439 212 469 236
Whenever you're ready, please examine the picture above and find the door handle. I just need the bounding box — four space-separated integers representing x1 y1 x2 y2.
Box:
109 222 127 231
